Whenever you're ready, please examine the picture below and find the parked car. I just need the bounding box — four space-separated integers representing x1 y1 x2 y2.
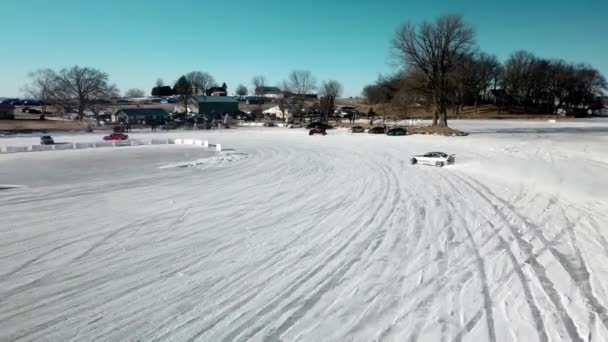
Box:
103 133 129 141
113 125 127 133
368 126 386 134
287 122 302 128
350 126 365 133
306 122 333 130
22 99 42 106
1 98 23 105
410 152 455 167
162 122 179 130
196 122 212 130
387 127 407 136
309 127 327 136
335 106 355 114
263 122 276 127
40 135 55 145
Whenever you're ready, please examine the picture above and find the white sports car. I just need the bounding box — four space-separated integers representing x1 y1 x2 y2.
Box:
411 152 455 167
287 122 302 128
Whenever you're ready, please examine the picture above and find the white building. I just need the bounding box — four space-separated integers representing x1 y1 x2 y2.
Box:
263 106 291 120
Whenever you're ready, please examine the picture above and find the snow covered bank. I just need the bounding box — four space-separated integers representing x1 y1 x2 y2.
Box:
1 119 608 341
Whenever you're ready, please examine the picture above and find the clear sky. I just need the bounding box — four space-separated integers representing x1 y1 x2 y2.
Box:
1 0 606 98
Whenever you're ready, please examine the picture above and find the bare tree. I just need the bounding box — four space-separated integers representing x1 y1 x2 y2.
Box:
288 70 317 122
320 80 343 98
277 80 291 121
392 87 414 119
252 75 266 97
392 14 474 126
23 68 57 115
155 78 164 88
502 51 606 113
124 88 145 98
186 71 215 95
236 84 248 96
90 84 120 124
173 75 193 113
53 66 117 120
319 80 343 121
451 52 500 114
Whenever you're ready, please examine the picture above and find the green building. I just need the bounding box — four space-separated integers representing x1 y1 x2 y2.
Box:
197 96 239 118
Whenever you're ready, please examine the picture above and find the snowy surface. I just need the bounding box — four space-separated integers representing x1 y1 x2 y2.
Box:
1 120 608 341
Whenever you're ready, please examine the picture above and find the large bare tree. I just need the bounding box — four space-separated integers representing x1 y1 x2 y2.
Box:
53 66 117 120
319 80 342 121
23 68 57 115
392 14 474 126
288 70 316 122
320 80 342 98
186 71 215 95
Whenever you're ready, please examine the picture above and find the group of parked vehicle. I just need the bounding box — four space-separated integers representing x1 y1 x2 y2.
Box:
350 126 407 136
1 98 43 106
295 122 454 167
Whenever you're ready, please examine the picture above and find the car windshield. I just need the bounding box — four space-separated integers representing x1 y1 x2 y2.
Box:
2 2 606 341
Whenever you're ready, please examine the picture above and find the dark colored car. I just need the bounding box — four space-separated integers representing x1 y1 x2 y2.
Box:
387 127 407 136
306 122 333 130
23 99 42 106
40 135 55 145
162 122 179 130
368 126 386 134
263 122 276 127
104 133 129 141
350 126 365 133
1 98 23 105
196 122 212 129
113 125 127 133
309 128 327 136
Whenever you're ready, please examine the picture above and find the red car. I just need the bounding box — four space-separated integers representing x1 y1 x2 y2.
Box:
103 133 129 141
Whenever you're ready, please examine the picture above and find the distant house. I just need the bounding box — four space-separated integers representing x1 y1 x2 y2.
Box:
0 104 15 119
205 86 227 96
196 96 239 119
255 86 283 99
112 108 169 124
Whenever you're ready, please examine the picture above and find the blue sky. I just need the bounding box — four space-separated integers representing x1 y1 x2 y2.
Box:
1 0 606 97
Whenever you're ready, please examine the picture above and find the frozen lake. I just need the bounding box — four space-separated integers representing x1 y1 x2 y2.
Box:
1 120 608 341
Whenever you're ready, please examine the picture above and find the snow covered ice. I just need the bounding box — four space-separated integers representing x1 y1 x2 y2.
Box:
1 120 608 341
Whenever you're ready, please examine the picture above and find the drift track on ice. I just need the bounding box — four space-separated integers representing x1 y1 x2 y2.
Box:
2 120 608 341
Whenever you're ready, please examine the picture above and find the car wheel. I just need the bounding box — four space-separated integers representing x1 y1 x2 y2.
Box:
411 158 417 165
436 161 444 167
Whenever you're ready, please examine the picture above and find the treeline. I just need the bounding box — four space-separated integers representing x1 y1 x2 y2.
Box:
24 66 119 120
151 71 218 97
363 15 606 125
